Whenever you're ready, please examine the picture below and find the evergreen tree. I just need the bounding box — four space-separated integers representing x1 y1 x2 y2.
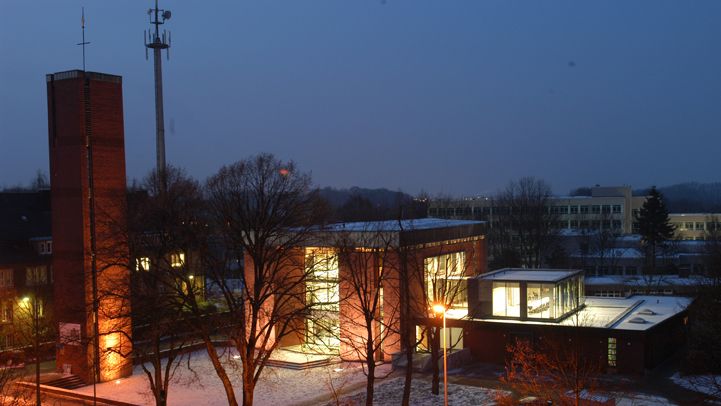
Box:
636 186 675 273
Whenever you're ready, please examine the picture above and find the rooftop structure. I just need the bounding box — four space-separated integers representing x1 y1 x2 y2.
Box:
469 268 584 322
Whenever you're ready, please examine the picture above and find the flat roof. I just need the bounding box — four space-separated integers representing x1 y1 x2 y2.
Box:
323 218 483 232
468 295 691 331
478 268 582 283
585 275 709 287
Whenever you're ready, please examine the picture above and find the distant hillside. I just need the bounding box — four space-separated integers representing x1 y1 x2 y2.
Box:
634 182 721 213
318 187 427 222
318 187 409 208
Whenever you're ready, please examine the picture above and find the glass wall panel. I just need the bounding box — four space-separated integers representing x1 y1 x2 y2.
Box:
492 281 520 317
527 283 554 319
305 248 340 349
425 252 467 309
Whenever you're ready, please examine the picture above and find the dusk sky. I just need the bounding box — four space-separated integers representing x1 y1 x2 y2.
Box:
1 1 720 196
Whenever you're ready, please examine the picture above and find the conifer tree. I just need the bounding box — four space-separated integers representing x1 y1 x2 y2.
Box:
636 186 675 274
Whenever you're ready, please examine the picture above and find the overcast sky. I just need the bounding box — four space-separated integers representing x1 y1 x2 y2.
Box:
1 1 720 196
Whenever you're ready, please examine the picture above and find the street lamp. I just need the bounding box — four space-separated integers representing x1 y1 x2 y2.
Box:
432 303 448 406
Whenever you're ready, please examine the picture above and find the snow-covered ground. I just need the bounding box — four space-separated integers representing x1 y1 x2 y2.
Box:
65 347 680 406
671 373 721 399
330 377 507 406
615 393 677 406
72 348 392 406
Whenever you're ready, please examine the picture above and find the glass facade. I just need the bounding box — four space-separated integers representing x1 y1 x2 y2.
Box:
305 248 340 348
526 283 554 318
424 252 467 309
492 274 584 320
492 281 520 317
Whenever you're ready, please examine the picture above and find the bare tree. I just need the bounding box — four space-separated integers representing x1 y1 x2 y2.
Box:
490 177 560 269
121 167 207 406
683 216 721 388
418 243 478 396
500 337 603 405
192 153 330 406
331 225 397 406
12 268 54 406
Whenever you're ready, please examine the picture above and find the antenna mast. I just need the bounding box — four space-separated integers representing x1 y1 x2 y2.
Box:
77 7 91 71
144 0 172 175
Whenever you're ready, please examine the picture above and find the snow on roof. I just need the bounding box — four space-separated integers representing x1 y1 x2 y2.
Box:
607 295 692 331
323 218 484 232
479 268 582 283
585 275 709 287
472 295 691 331
570 248 644 259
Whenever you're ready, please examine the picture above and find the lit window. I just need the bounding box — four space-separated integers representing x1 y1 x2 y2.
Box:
425 252 467 309
26 266 47 286
492 281 520 317
527 283 554 319
305 248 339 312
171 252 185 268
608 337 617 367
1 302 11 323
0 269 12 289
135 257 150 271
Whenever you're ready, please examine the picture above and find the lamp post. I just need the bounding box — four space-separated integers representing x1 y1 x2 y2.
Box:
22 295 41 406
432 303 448 406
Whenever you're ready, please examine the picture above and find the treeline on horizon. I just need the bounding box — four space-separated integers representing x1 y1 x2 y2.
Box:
4 169 721 216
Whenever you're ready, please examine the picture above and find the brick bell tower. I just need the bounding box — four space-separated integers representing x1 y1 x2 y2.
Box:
47 70 132 383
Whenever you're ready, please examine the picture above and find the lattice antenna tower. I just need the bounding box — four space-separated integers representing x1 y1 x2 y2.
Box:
144 0 172 174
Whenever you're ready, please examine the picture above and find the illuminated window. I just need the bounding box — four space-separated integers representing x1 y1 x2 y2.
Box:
305 248 340 348
424 252 467 309
492 281 520 317
608 337 617 367
0 269 12 289
26 266 47 286
526 283 554 319
135 257 150 271
1 302 11 323
171 252 185 268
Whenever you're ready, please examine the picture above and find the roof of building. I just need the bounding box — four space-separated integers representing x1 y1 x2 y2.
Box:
576 295 692 331
478 268 582 283
585 275 709 287
323 218 483 232
467 295 691 332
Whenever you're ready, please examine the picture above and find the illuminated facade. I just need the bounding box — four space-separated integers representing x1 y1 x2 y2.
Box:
269 219 487 361
465 269 691 374
47 70 132 383
471 268 584 321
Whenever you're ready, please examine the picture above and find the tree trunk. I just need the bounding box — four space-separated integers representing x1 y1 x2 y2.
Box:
242 366 255 406
365 357 375 406
203 340 238 406
431 327 440 395
402 342 413 406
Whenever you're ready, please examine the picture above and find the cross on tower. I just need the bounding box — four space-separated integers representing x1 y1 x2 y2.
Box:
76 8 91 71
